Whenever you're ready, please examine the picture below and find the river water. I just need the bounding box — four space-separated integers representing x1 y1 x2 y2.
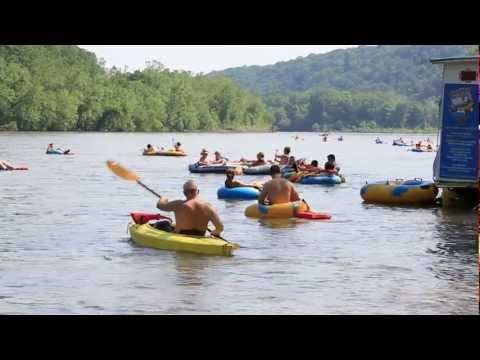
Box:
0 132 477 314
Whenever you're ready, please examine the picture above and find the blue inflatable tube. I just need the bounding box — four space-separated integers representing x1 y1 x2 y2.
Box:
46 150 65 155
217 187 260 200
299 175 342 185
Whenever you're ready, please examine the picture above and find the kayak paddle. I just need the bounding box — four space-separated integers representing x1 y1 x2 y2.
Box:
107 160 162 198
106 160 232 243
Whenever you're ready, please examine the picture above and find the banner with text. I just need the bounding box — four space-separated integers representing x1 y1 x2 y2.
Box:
439 83 479 182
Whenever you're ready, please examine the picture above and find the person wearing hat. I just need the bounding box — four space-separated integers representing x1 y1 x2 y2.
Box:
197 149 210 165
225 169 263 190
156 180 224 237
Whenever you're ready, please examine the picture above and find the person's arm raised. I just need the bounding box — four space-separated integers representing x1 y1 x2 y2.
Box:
157 198 182 212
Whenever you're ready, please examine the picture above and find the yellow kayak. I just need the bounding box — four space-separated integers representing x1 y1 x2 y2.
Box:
129 223 239 256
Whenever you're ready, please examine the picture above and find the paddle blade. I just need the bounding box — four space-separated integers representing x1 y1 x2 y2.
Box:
106 160 140 181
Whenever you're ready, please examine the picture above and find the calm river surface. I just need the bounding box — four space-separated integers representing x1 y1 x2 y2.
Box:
0 132 477 314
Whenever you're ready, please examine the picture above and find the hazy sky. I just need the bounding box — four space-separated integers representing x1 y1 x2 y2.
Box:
79 45 357 74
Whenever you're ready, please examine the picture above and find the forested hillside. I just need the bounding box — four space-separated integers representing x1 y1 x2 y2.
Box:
211 45 474 131
1 45 475 132
0 46 272 131
211 45 472 100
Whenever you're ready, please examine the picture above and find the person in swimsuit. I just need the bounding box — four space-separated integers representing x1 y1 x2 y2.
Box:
258 165 300 205
144 144 157 153
324 154 340 172
298 160 322 173
320 162 338 175
211 151 228 165
47 143 70 154
275 147 292 165
224 169 263 190
241 152 267 167
197 149 210 165
174 142 184 153
156 180 224 237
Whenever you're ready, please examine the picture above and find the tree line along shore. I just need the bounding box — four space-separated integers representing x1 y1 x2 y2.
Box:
0 45 474 133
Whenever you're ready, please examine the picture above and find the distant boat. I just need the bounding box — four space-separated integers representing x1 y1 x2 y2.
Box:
375 138 383 144
338 136 343 141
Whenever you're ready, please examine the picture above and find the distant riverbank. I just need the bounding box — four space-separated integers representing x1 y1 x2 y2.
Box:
1 127 438 134
330 128 438 134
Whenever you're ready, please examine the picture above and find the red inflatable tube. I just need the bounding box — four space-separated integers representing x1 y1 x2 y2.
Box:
296 211 332 220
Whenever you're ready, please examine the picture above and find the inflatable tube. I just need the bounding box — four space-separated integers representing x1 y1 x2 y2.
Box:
46 149 65 155
0 167 28 171
243 164 271 175
143 150 186 156
410 148 433 153
299 175 342 185
46 151 74 155
217 187 260 200
283 171 343 185
360 179 438 205
245 201 308 219
189 163 233 174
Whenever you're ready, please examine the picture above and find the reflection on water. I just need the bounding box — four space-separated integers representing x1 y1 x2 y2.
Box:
0 132 478 314
430 208 477 280
258 219 299 229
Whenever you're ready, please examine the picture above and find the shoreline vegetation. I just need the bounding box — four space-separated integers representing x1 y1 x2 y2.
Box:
0 128 438 134
0 45 472 133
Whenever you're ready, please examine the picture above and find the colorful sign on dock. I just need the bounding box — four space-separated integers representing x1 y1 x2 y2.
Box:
438 83 479 182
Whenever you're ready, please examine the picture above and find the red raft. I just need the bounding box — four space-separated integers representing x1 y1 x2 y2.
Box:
296 211 331 220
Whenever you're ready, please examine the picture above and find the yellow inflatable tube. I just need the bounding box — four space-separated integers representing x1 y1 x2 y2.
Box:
245 201 308 219
360 179 438 205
